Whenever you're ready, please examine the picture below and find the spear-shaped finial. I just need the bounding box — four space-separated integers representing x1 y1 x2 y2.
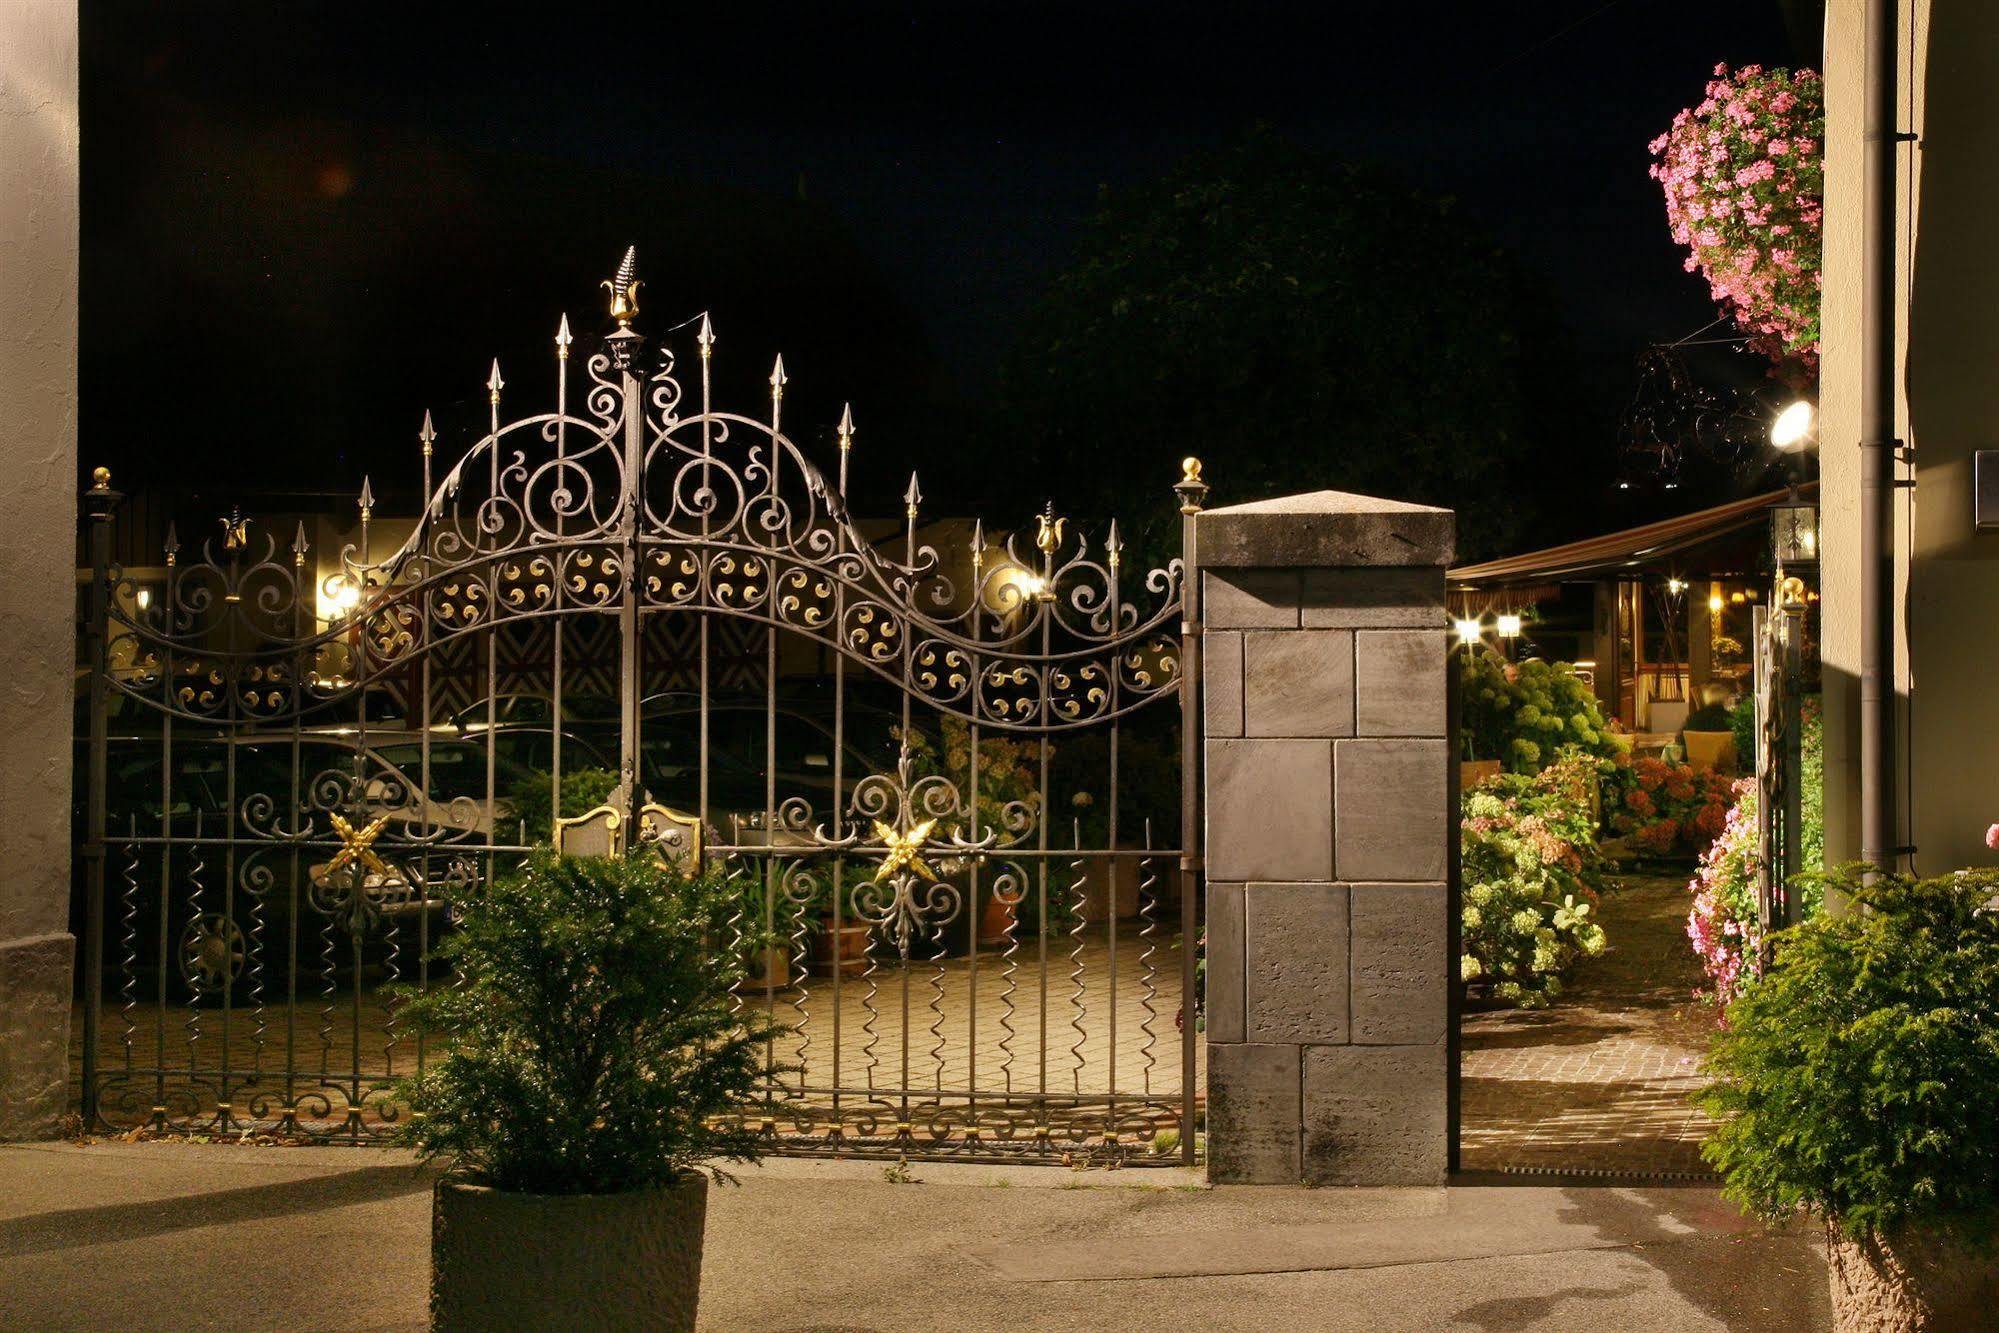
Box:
904 472 923 522
164 520 179 567
769 354 787 400
292 521 310 565
1106 518 1123 570
970 518 986 572
603 246 641 327
697 313 715 358
487 359 504 405
358 475 375 519
837 402 854 449
555 313 573 359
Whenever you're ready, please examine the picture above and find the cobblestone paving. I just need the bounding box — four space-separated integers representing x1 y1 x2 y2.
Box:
72 922 1201 1148
1459 871 1721 1176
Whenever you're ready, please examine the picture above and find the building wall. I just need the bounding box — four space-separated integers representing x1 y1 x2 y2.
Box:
0 0 80 1138
1820 1 1999 876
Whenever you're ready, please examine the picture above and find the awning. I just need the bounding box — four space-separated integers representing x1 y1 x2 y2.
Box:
1448 483 1816 589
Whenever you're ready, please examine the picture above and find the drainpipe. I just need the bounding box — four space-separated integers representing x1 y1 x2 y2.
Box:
1858 0 1898 879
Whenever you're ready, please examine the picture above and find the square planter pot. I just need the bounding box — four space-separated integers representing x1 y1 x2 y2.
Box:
1825 1218 1999 1332
432 1174 708 1331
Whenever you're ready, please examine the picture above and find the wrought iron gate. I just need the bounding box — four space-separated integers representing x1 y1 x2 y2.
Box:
78 252 1205 1164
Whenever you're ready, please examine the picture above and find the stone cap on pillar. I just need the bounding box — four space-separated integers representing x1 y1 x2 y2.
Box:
1196 490 1455 569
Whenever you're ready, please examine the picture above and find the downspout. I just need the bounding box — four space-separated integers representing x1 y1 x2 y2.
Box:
1858 0 1898 879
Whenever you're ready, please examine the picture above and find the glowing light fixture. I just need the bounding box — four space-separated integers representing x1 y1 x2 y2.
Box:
1453 616 1485 644
1495 613 1523 639
321 577 362 620
135 588 152 612
1772 400 1815 451
1707 591 1725 613
1666 577 1687 596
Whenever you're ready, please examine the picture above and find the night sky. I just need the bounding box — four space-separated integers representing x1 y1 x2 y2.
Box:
82 0 1817 533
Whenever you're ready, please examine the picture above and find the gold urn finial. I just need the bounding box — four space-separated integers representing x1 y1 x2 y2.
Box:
91 466 112 491
602 246 641 328
1181 456 1203 486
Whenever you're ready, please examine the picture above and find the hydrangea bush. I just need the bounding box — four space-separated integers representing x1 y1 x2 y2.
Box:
1648 64 1824 380
1461 750 1609 1007
1602 753 1734 857
1458 654 1621 775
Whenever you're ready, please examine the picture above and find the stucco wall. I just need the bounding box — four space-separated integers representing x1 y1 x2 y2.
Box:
1820 1 1999 876
0 0 80 1138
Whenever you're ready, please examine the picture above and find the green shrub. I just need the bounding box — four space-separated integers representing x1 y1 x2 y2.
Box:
1700 866 1999 1238
396 849 783 1193
1460 749 1608 1007
507 766 621 844
1458 655 1621 775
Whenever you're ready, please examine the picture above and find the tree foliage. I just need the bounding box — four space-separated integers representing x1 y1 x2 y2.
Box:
1701 866 1999 1238
999 129 1564 562
397 850 782 1194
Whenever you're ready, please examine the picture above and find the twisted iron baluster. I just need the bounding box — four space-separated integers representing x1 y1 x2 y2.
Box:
1136 857 1161 1103
184 820 206 1077
1067 828 1088 1095
119 823 140 1071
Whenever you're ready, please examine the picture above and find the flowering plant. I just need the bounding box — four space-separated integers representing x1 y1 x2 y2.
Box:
1648 64 1824 380
1688 779 1764 1006
1460 750 1609 1007
1458 654 1620 775
1602 752 1734 857
1687 779 1828 1009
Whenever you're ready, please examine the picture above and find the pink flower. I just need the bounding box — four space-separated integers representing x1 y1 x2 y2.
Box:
1985 822 1999 850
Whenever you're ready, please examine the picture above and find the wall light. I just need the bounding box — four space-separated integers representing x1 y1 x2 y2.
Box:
1772 399 1815 451
1666 577 1687 596
135 588 152 612
1707 591 1725 613
1494 613 1522 639
321 577 361 620
1453 617 1485 645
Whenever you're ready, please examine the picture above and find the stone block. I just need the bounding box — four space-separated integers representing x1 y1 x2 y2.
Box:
1333 739 1448 882
1354 629 1446 737
1204 630 1244 739
1205 882 1246 1043
1301 567 1448 630
1198 492 1454 569
0 932 73 1140
1302 1044 1447 1185
1244 630 1353 738
1244 883 1349 1043
1207 1043 1302 1184
1203 569 1299 629
1348 883 1448 1044
1205 738 1333 882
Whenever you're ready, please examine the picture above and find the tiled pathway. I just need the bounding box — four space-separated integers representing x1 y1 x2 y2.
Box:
1459 872 1720 1176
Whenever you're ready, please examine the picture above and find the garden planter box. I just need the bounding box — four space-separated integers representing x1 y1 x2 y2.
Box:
432 1174 708 1331
1460 759 1504 790
1824 1219 1999 1331
810 920 872 977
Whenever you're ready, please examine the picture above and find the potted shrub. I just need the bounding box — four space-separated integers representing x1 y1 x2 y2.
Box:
398 848 781 1331
1700 866 1999 1329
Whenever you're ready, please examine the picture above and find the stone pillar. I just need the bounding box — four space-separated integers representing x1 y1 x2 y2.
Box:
1199 491 1454 1185
0 1 80 1139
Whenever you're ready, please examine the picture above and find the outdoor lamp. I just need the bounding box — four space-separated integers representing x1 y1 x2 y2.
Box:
1772 502 1819 567
1453 616 1485 645
1707 591 1725 614
1772 399 1815 451
1495 613 1522 639
1666 577 1687 596
135 587 151 612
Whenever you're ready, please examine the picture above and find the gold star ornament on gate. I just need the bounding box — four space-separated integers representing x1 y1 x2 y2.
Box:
326 812 394 880
872 818 938 883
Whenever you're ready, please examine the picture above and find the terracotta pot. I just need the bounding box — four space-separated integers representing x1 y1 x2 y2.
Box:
976 892 1019 947
739 944 791 992
811 920 872 977
1824 1218 1999 1331
1077 854 1145 923
432 1174 708 1331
